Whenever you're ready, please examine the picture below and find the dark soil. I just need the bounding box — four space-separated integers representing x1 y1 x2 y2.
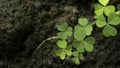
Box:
0 0 120 68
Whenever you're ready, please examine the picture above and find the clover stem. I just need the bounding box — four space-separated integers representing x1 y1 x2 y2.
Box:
32 36 59 56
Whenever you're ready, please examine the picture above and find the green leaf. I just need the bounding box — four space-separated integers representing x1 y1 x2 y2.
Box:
65 46 72 56
72 52 79 57
57 23 68 31
83 41 94 52
57 32 67 40
104 5 115 16
85 25 93 35
66 27 73 36
71 57 80 65
94 4 104 15
65 50 72 56
78 18 88 26
60 51 66 60
85 37 96 45
74 28 86 41
77 43 85 53
55 49 65 60
79 54 84 60
99 0 109 6
72 41 81 48
74 25 83 31
102 25 118 37
108 13 120 25
57 40 67 48
66 46 72 51
96 14 106 27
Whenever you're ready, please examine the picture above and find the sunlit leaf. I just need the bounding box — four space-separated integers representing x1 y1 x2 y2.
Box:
83 41 94 52
57 23 68 31
78 18 88 26
96 14 106 27
77 43 85 53
108 13 120 25
57 32 67 40
57 40 67 48
99 0 109 6
55 49 65 60
74 28 86 41
85 25 93 35
104 5 115 16
65 50 72 56
66 27 73 36
102 25 117 37
94 4 104 15
85 37 96 45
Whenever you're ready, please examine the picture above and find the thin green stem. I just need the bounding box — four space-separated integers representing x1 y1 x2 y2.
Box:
32 37 59 56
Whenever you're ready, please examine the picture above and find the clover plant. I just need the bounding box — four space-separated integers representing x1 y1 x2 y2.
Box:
55 0 120 65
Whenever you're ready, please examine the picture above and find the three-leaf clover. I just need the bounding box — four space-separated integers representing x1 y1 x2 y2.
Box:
55 40 72 60
74 18 93 41
57 23 73 39
95 13 120 37
72 37 95 53
71 52 84 65
94 0 115 16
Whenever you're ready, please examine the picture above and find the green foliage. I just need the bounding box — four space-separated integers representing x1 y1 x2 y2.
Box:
56 18 95 64
94 0 120 37
55 0 120 65
96 14 106 27
55 43 72 59
57 23 73 39
78 18 88 26
94 0 115 16
57 40 67 48
102 25 117 37
98 0 109 6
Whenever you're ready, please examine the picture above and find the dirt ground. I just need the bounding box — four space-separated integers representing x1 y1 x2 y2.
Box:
0 0 120 68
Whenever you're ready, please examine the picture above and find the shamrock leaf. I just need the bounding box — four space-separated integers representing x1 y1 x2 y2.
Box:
72 41 81 48
102 25 118 37
108 13 120 25
55 49 66 60
57 26 73 40
71 57 80 65
94 4 104 15
57 32 67 40
104 5 115 16
72 41 84 53
57 22 68 31
96 14 106 27
74 27 86 41
65 46 72 56
85 37 96 45
57 40 67 48
66 27 73 36
83 41 94 52
77 43 85 53
85 25 93 36
72 51 79 57
99 0 109 6
78 18 88 26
